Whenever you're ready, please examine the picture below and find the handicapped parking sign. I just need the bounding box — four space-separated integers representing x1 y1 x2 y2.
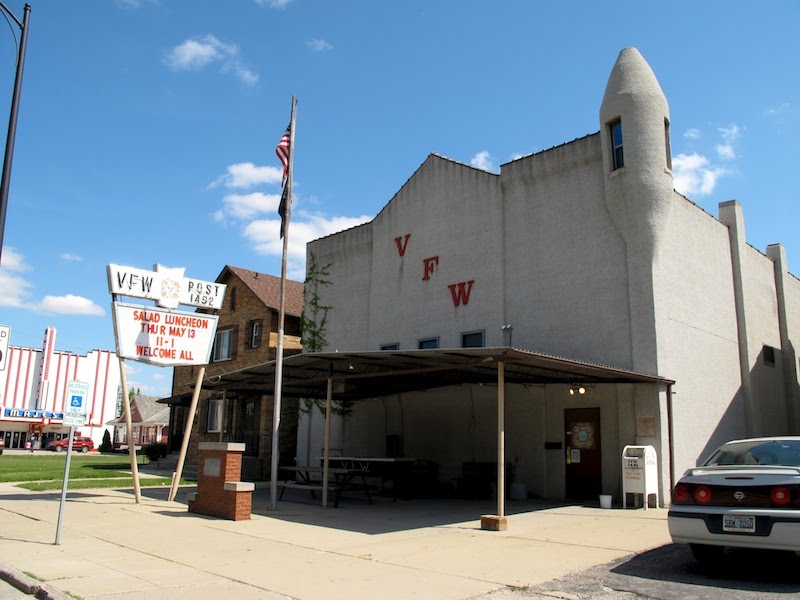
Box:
66 381 90 414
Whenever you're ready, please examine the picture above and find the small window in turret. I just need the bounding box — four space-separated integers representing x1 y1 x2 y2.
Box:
610 120 624 170
665 118 672 170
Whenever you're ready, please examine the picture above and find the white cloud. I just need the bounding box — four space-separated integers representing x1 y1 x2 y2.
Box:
0 247 30 272
715 144 735 160
220 192 282 220
34 295 105 316
60 253 83 262
470 150 496 172
683 128 701 140
718 123 741 144
243 213 372 278
0 247 32 307
0 248 104 315
164 36 227 70
0 270 33 307
308 39 333 52
715 123 741 160
672 153 727 197
164 35 258 86
255 0 294 7
209 162 282 189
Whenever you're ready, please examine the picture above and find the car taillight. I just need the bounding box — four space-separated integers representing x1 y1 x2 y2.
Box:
693 484 712 504
672 483 692 504
771 487 791 506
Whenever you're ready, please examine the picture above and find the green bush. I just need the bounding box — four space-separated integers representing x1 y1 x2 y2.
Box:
99 430 113 453
143 442 167 462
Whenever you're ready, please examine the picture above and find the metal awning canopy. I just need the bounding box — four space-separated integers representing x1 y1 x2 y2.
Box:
203 346 673 399
204 347 674 522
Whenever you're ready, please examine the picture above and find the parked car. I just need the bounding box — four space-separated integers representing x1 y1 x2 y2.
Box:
668 436 800 563
47 437 95 453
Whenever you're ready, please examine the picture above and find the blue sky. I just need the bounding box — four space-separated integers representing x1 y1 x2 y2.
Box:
0 0 798 397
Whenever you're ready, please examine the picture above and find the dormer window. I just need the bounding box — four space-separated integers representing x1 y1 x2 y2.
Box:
610 120 624 170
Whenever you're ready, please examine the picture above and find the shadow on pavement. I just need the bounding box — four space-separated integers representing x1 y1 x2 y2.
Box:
611 543 800 593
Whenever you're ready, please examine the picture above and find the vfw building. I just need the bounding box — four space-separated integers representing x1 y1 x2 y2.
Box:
297 48 800 503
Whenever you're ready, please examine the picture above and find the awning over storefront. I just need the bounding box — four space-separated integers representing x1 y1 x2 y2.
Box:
203 346 673 399
202 347 675 522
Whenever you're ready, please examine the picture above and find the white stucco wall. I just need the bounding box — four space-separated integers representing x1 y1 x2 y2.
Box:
742 245 788 434
654 194 743 474
501 135 633 367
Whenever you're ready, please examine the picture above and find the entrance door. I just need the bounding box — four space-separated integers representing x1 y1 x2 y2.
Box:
564 407 602 499
238 397 260 457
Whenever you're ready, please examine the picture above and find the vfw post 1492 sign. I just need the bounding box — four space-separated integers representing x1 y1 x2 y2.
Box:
108 264 226 367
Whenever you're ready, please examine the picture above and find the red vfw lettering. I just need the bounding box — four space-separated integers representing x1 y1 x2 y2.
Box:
422 256 439 281
394 234 411 257
448 280 475 307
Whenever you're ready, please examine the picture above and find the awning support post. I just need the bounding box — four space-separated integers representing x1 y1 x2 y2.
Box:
321 368 333 508
481 359 508 531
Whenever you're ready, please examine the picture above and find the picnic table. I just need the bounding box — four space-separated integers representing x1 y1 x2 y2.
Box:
320 457 416 501
278 465 372 507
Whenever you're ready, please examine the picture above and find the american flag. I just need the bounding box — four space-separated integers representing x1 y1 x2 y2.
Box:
275 124 291 187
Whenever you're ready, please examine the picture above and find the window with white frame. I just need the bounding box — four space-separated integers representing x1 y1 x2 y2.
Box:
212 328 234 362
248 319 262 349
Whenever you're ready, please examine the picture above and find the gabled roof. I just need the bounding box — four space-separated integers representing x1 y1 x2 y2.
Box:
106 395 169 426
219 265 304 317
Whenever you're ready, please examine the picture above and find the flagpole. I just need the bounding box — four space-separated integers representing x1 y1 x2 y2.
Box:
270 95 297 510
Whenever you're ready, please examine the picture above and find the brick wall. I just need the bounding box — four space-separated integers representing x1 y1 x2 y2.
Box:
171 270 303 479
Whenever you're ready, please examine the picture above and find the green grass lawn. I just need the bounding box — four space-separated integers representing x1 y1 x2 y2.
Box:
0 454 191 491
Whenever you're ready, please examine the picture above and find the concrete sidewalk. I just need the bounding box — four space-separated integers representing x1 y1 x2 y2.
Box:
0 482 671 600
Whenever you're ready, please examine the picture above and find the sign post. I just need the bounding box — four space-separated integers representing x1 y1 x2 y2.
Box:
55 380 88 545
107 264 225 505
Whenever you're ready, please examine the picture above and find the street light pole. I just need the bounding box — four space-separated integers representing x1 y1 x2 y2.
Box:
0 2 31 266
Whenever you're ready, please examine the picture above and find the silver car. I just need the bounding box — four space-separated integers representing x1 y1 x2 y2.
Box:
668 436 800 563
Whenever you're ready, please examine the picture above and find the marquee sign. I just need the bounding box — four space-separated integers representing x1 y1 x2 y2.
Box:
3 408 64 420
112 303 218 366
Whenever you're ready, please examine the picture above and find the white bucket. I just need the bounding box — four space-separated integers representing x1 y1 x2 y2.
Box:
599 494 612 509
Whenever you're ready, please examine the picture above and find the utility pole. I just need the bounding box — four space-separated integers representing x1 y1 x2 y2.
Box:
0 2 31 266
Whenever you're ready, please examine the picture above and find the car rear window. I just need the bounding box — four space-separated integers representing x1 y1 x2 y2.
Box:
704 440 800 467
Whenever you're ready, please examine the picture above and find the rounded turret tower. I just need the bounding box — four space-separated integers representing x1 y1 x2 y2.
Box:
600 47 673 260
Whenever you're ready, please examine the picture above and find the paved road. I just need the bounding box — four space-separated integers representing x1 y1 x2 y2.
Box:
483 543 800 600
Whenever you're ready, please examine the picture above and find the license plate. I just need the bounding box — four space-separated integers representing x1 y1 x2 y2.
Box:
723 514 755 533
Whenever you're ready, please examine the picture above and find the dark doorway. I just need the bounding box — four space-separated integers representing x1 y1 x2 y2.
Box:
238 396 261 457
565 407 602 499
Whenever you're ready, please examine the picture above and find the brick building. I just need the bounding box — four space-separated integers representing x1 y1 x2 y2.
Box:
168 265 303 480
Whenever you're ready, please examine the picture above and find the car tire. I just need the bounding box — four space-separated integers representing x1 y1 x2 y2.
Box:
55 446 63 452
81 446 89 453
690 543 725 565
